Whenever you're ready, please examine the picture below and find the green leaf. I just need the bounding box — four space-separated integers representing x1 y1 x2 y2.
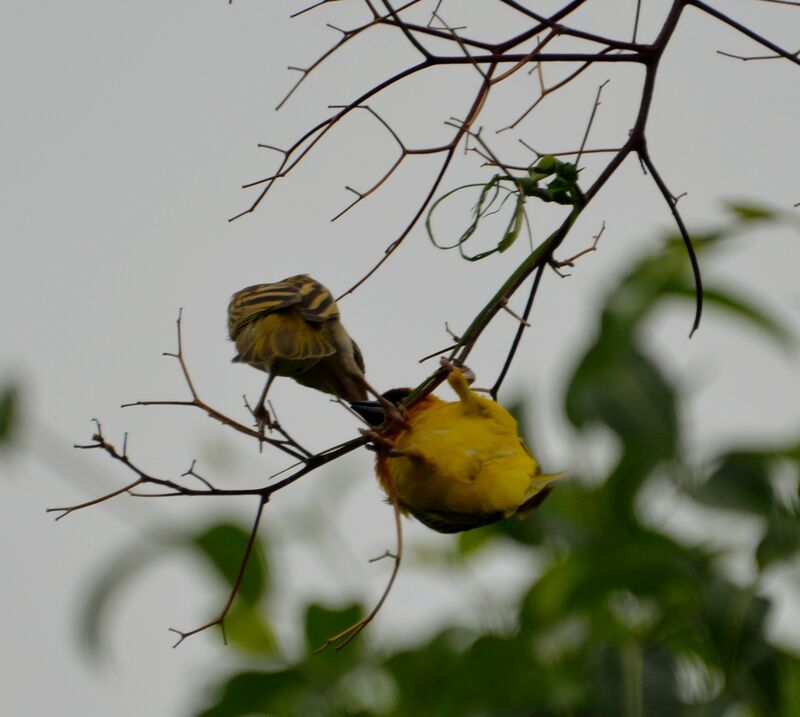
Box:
497 480 598 548
385 629 482 717
779 654 800 717
692 452 777 516
304 602 364 656
591 232 722 342
726 202 776 222
670 284 792 347
757 510 800 569
197 670 307 717
566 342 678 465
701 579 771 677
193 522 268 605
523 529 711 627
534 155 557 173
565 238 697 469
224 602 277 656
455 632 548 711
0 385 18 448
747 651 788 716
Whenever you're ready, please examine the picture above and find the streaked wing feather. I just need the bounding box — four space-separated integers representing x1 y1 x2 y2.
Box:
234 312 335 364
228 280 303 338
286 274 339 324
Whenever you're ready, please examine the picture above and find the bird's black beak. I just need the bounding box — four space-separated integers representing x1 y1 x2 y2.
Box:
349 400 386 427
349 388 411 427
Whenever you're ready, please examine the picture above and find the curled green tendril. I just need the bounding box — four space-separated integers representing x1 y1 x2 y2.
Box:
426 156 583 262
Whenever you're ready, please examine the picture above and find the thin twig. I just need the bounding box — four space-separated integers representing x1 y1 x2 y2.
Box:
691 0 800 66
576 80 610 165
638 146 703 337
170 498 268 647
314 467 404 651
491 263 546 399
121 311 309 461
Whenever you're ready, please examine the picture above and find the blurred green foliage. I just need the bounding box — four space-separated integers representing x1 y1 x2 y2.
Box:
82 521 273 656
0 384 19 450
87 212 800 716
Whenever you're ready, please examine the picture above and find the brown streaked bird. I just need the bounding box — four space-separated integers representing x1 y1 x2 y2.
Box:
228 274 368 424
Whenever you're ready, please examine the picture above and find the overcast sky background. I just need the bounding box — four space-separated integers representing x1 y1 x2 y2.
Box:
2 1 800 715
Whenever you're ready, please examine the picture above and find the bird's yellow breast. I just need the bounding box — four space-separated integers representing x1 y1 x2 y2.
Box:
383 395 540 518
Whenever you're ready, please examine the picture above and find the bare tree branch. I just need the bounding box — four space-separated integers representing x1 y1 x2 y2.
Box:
62 0 800 648
170 498 267 647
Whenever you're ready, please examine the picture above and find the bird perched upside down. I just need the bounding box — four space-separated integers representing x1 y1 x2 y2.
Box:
228 274 369 425
356 366 563 534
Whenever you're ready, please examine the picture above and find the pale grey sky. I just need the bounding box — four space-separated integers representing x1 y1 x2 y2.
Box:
2 2 799 715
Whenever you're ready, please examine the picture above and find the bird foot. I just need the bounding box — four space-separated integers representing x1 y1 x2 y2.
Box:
379 396 411 432
360 428 407 457
439 357 475 385
252 403 275 432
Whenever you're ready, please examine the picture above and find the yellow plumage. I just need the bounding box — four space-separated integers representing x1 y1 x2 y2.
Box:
375 369 562 533
228 275 368 421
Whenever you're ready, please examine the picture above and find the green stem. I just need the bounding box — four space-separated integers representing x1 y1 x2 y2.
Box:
405 192 584 405
453 198 584 362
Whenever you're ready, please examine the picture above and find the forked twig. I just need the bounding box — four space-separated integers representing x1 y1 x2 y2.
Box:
121 311 310 461
170 498 267 647
550 221 605 277
314 470 404 652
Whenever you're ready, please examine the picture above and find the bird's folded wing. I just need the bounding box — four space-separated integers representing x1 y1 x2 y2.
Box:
289 275 340 324
407 505 505 534
234 312 336 363
228 280 305 337
517 472 565 516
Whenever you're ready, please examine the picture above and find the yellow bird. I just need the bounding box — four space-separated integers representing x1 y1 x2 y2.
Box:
366 367 562 533
228 274 368 423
